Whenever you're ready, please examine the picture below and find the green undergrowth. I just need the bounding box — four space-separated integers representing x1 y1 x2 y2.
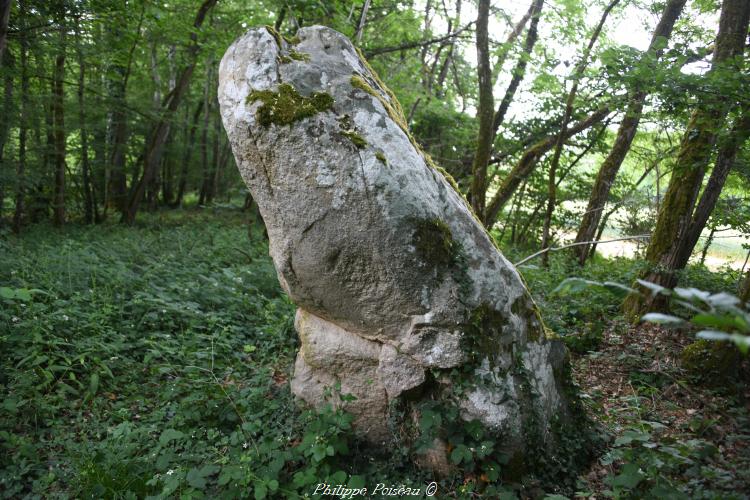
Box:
1 211 744 498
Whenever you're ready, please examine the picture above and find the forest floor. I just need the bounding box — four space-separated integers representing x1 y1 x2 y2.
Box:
1 208 748 499
571 323 750 498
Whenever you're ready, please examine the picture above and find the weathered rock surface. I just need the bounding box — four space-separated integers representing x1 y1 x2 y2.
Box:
218 25 575 461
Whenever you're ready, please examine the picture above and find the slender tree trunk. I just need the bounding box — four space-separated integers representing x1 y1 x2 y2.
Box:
51 17 66 226
588 152 665 258
623 0 750 316
469 0 493 217
354 0 371 44
740 251 750 304
491 0 534 83
541 0 619 266
274 5 286 30
698 226 715 266
573 0 687 264
198 61 213 205
0 48 12 222
12 0 27 233
174 100 203 207
124 0 218 224
107 5 145 218
75 17 94 224
492 0 544 136
484 106 610 227
209 110 222 203
0 0 10 66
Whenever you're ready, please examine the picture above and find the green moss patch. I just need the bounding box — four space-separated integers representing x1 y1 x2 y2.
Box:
277 50 310 64
413 218 457 269
463 303 509 369
264 25 284 48
341 130 367 149
246 83 334 127
376 151 388 165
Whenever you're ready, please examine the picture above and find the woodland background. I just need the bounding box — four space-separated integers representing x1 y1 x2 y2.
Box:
0 0 749 498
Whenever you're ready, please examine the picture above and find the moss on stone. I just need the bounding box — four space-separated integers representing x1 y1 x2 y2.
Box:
510 296 546 342
284 34 301 45
342 130 367 149
413 218 457 269
278 49 310 64
462 303 508 369
264 25 284 48
434 166 459 191
349 55 488 236
376 151 387 165
351 74 379 97
288 49 310 62
246 83 334 127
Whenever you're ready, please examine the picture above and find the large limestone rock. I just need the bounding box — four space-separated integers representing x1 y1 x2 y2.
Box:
218 25 575 462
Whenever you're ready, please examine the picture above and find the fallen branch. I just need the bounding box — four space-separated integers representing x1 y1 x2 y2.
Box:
514 234 651 266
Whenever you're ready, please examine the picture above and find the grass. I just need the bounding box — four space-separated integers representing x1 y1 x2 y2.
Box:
0 209 747 498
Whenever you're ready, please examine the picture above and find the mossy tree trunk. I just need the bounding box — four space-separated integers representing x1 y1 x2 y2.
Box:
622 0 750 317
573 0 687 265
469 0 494 218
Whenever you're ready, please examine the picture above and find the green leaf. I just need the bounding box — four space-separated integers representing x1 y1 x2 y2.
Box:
611 463 643 489
186 467 207 489
348 475 366 489
450 444 472 464
254 483 267 500
159 428 185 445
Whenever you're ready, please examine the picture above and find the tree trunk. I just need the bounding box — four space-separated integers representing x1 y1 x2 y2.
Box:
12 0 27 233
51 17 66 226
491 0 534 83
541 0 619 266
698 226 715 266
124 0 218 224
492 0 544 136
573 0 687 264
0 0 10 66
174 100 203 207
209 110 222 203
75 16 94 224
468 0 493 217
0 47 12 222
354 0 372 44
484 106 610 227
740 253 750 304
623 0 750 317
106 5 145 218
199 60 213 206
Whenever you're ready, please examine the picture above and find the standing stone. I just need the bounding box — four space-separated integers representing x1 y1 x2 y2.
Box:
218 25 578 469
